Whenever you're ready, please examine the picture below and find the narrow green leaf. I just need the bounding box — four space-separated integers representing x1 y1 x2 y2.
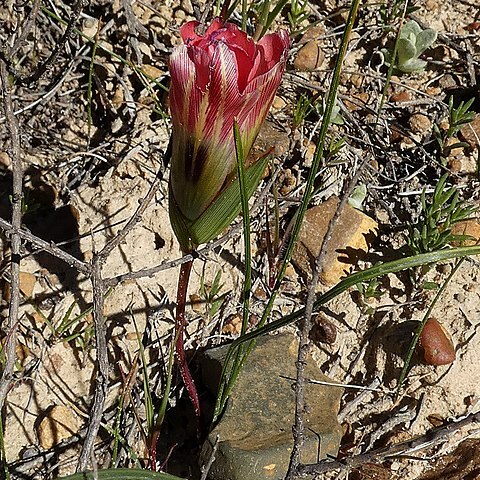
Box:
57 468 185 480
222 245 480 365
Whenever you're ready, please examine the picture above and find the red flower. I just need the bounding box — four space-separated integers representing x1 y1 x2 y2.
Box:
169 18 289 250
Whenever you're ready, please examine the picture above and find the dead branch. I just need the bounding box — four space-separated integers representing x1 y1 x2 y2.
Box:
77 259 108 471
286 154 370 478
297 412 480 476
0 217 91 275
0 60 23 411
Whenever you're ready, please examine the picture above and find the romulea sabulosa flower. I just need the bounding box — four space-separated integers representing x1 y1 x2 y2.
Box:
169 18 289 252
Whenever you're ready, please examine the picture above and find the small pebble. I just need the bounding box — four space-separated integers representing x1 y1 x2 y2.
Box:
460 113 480 148
142 64 164 79
409 113 432 135
419 318 455 366
310 315 337 345
272 96 286 110
294 41 325 71
37 406 80 450
280 169 297 195
445 136 464 157
391 91 411 103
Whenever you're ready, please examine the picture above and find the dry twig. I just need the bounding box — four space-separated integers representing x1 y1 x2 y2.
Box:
0 59 23 412
297 412 480 476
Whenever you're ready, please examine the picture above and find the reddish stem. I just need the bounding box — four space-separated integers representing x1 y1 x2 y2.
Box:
175 259 201 416
148 258 199 469
220 0 231 23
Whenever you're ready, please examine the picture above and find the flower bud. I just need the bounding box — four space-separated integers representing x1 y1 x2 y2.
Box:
168 18 289 251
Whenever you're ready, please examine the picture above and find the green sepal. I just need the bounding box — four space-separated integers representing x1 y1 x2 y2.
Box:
169 153 270 250
57 468 185 480
169 181 196 252
191 153 270 245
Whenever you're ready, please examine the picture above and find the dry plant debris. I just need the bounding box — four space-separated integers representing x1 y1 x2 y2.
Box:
0 0 479 479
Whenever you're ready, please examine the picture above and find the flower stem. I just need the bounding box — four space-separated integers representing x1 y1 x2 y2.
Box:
175 258 201 417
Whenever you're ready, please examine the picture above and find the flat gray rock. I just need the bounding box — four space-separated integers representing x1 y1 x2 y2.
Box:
200 333 344 480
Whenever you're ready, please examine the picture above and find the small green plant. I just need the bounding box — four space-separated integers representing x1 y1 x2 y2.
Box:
348 184 367 211
316 96 344 125
356 277 384 314
383 20 437 73
198 270 228 321
379 0 419 26
292 93 315 129
288 0 309 31
407 174 476 255
433 96 475 163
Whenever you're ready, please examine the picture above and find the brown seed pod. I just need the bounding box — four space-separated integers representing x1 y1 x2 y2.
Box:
419 318 456 366
310 315 337 345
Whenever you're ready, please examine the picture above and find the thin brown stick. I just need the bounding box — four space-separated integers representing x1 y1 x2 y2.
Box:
0 60 23 410
77 259 108 471
0 217 91 275
286 157 369 478
15 0 88 85
76 162 164 468
98 167 163 261
297 412 480 476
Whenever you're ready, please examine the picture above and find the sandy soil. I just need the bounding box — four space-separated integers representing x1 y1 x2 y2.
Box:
0 0 479 478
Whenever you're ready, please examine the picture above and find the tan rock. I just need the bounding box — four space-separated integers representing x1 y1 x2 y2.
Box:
112 86 124 107
222 314 242 335
344 92 370 112
426 86 442 96
0 151 11 169
82 18 100 38
300 24 325 42
0 339 30 364
349 73 364 88
293 196 378 285
450 219 480 246
390 90 412 103
409 113 432 135
303 141 316 168
37 405 80 449
272 95 286 110
279 168 297 195
251 120 290 157
424 0 438 11
460 113 480 148
294 41 325 71
445 136 465 157
447 154 478 175
3 272 36 301
142 64 164 79
189 293 203 313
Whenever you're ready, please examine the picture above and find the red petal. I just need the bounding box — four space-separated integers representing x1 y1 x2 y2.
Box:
203 42 244 143
239 60 287 143
250 30 289 80
259 30 290 64
180 20 200 43
169 45 209 133
204 17 225 37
